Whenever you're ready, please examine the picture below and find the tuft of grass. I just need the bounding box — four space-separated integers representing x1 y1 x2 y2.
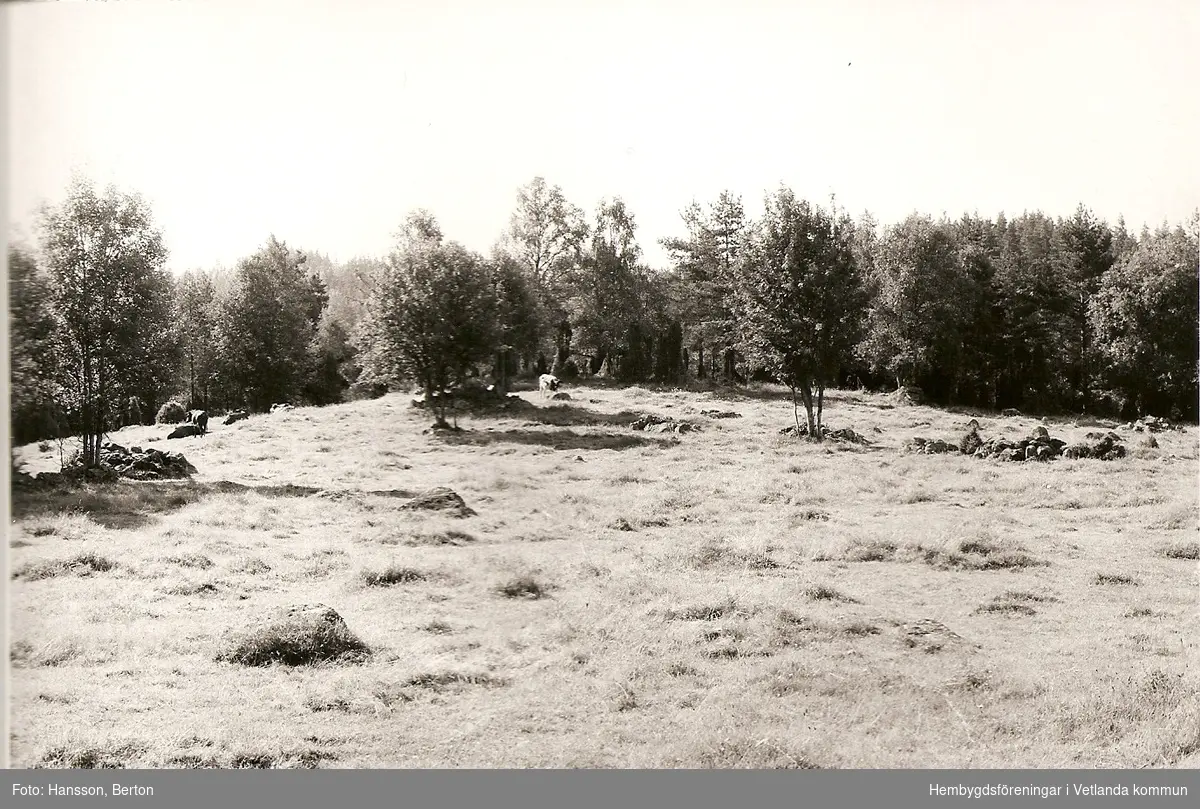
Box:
496 575 550 599
360 565 428 587
164 553 214 569
665 598 743 622
693 738 820 769
1094 573 1139 586
421 620 453 634
162 581 220 596
1151 504 1198 531
835 620 881 637
923 536 1046 571
995 590 1059 603
230 556 271 575
403 529 476 546
803 584 860 603
689 543 780 570
37 742 147 769
1124 607 1156 618
1157 542 1200 560
975 601 1037 616
13 552 116 581
834 539 896 562
406 671 508 690
10 636 86 668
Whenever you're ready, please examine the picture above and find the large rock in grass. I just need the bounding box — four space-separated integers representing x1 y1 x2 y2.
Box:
959 427 983 456
900 618 975 654
224 410 249 425
400 487 477 518
215 604 370 667
167 424 203 440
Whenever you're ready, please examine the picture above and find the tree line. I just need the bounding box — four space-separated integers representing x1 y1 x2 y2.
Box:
9 175 1198 459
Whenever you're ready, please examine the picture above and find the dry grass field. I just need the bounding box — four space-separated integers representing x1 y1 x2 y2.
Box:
8 384 1200 769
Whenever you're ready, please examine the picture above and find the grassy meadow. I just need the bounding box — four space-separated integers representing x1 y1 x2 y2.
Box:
8 384 1200 769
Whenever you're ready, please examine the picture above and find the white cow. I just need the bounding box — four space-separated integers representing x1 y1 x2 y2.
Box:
538 374 560 397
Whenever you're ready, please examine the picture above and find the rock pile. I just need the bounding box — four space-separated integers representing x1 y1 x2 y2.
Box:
630 414 699 434
780 424 869 443
1061 432 1127 460
907 437 960 455
909 425 1127 462
700 409 742 419
98 443 198 480
1124 416 1185 433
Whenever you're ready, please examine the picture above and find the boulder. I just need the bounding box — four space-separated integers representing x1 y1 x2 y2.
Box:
551 392 572 401
399 487 477 518
1001 408 1021 417
215 604 370 667
900 618 974 654
631 414 672 431
167 424 203 440
700 410 742 419
960 428 983 456
224 410 249 425
270 403 295 414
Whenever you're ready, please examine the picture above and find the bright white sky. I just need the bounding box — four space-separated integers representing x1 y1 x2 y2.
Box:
7 0 1198 272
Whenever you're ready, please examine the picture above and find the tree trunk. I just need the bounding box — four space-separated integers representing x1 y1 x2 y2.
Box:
790 385 802 435
697 345 705 379
816 385 824 436
798 380 818 440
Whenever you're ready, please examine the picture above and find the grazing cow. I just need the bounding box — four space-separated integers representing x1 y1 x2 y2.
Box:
186 409 209 434
538 373 560 396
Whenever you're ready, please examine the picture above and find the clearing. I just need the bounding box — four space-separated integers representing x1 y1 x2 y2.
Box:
8 384 1200 768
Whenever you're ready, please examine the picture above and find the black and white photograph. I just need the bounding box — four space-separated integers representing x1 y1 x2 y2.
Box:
5 0 1199 773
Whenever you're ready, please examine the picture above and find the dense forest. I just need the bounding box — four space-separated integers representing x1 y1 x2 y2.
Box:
10 175 1199 455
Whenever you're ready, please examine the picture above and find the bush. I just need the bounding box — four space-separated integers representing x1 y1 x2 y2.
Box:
156 399 188 424
346 380 389 401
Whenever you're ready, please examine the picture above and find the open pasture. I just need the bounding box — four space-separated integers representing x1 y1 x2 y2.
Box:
8 385 1199 768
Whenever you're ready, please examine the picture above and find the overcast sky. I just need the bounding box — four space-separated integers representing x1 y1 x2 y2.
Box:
7 0 1198 272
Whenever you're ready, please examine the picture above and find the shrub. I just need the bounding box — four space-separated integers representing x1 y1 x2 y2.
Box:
496 575 549 599
156 399 188 424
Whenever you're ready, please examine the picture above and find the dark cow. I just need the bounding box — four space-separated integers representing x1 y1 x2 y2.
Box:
186 410 209 434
